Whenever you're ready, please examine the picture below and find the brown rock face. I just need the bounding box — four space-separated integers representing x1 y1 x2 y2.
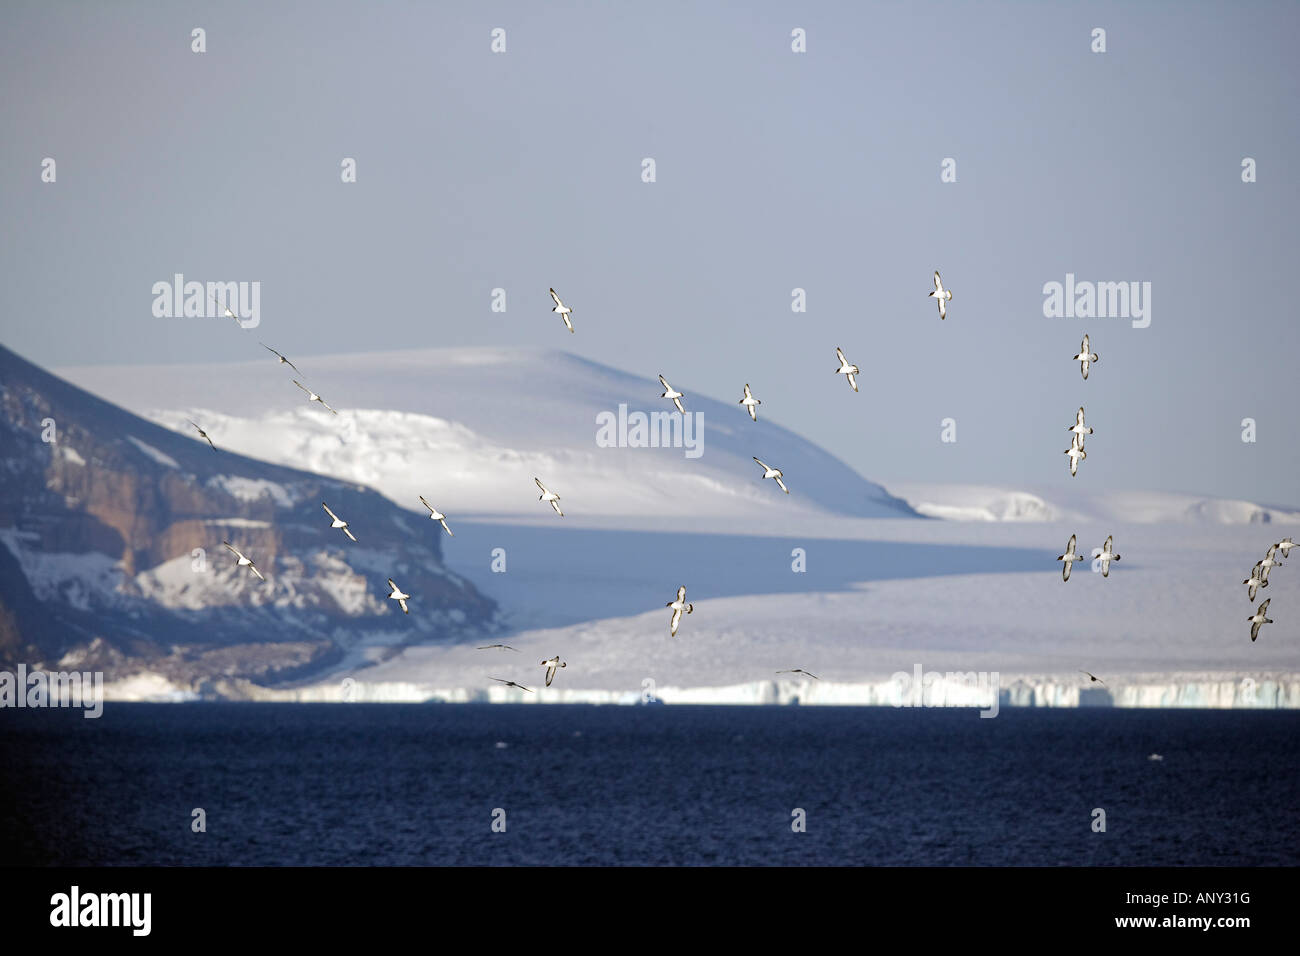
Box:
0 344 498 688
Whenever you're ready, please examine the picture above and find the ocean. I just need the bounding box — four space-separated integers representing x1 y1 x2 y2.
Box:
2 704 1296 866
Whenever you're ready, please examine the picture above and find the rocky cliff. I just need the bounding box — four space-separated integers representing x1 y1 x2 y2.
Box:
0 343 497 689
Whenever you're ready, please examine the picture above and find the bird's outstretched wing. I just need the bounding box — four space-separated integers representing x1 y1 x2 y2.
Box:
263 344 301 373
491 678 532 692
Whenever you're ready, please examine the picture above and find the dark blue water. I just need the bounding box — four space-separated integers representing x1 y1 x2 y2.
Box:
2 705 1296 866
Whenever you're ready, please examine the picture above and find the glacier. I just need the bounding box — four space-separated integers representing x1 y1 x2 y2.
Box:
101 671 1300 709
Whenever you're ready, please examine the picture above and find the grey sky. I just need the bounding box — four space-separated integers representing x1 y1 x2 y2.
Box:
2 1 1297 504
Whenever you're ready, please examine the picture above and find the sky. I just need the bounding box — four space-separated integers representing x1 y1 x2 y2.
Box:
1 0 1298 505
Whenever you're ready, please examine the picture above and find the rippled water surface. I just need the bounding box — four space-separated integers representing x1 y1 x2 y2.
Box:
2 704 1296 866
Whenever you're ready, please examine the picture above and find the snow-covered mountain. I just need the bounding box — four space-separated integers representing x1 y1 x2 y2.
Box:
61 348 1298 528
59 348 918 520
0 344 497 686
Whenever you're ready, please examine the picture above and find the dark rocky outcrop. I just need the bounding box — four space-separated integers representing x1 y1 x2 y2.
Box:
0 343 497 689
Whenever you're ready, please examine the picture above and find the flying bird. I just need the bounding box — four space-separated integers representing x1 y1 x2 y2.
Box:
1276 537 1297 560
1068 407 1093 447
738 384 761 421
834 347 859 392
1079 670 1106 686
658 374 685 414
490 677 533 693
418 496 453 536
260 343 301 374
292 380 338 414
540 655 567 687
210 294 242 327
188 420 216 451
777 669 820 680
753 457 789 494
321 502 356 542
1259 544 1282 578
1244 562 1268 602
1249 598 1273 642
534 478 563 516
387 578 410 615
1057 534 1082 581
1065 434 1086 476
1095 535 1121 577
549 288 574 333
666 585 694 637
477 644 519 652
1073 334 1099 380
928 270 953 319
222 541 265 581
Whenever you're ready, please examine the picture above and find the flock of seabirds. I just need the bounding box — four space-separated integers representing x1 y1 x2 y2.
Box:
191 274 1279 696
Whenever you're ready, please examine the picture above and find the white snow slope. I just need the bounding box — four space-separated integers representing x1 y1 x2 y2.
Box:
61 348 915 520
